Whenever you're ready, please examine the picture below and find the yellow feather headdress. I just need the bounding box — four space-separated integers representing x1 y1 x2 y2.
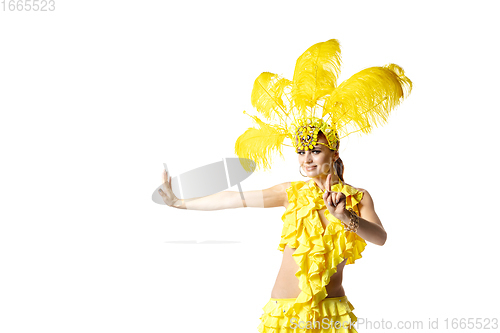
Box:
234 39 412 172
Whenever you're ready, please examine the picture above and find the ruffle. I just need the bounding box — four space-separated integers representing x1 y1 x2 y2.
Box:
277 180 367 324
258 297 358 333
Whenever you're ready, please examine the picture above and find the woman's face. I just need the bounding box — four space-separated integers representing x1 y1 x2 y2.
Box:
297 133 338 178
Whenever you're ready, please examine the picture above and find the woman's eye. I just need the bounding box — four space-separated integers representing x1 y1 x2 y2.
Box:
297 150 321 155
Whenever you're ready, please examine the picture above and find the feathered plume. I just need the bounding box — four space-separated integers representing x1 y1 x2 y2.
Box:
234 39 412 173
251 72 292 122
291 39 342 114
234 111 288 172
322 63 413 139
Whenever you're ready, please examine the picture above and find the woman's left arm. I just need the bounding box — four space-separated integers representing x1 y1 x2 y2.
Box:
322 175 387 246
343 189 387 246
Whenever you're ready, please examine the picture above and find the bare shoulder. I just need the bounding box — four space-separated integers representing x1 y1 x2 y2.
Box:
261 181 292 208
268 181 292 192
345 184 373 206
281 181 292 208
346 183 367 194
280 181 292 208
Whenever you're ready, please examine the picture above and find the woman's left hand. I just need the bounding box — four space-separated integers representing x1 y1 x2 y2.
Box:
322 173 348 221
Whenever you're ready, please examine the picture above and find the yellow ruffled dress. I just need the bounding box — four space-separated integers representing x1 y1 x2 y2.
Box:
258 179 366 332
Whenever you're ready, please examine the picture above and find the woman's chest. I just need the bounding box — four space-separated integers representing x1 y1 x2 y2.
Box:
315 207 332 236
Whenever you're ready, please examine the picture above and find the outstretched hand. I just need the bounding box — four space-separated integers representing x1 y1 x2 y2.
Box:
322 173 347 221
158 169 179 207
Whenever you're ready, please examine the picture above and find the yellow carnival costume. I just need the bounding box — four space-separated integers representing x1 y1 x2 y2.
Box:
234 39 412 332
258 180 364 333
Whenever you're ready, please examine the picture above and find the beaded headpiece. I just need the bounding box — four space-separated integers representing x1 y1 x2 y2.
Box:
292 117 339 152
235 39 412 172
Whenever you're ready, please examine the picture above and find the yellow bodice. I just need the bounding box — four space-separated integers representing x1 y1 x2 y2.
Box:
278 179 366 323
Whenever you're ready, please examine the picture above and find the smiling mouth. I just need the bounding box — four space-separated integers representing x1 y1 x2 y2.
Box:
305 165 317 170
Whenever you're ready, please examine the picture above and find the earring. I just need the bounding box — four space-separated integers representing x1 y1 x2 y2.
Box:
299 165 308 177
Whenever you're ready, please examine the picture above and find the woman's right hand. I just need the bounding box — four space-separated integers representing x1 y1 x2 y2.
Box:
158 169 179 207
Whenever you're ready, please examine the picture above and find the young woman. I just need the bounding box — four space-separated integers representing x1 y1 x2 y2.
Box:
158 38 411 332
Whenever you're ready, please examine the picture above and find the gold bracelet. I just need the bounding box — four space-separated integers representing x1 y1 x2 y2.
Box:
344 208 360 233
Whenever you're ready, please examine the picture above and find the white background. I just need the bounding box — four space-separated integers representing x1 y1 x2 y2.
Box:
1 1 499 332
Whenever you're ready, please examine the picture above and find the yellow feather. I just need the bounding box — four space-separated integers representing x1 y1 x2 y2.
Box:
234 39 413 173
234 111 288 172
251 72 292 122
322 64 412 139
291 39 342 111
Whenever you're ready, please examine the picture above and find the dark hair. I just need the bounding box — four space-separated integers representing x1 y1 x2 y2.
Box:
333 156 345 183
318 131 345 183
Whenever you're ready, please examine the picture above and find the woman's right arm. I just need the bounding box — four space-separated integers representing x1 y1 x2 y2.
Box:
159 169 291 210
